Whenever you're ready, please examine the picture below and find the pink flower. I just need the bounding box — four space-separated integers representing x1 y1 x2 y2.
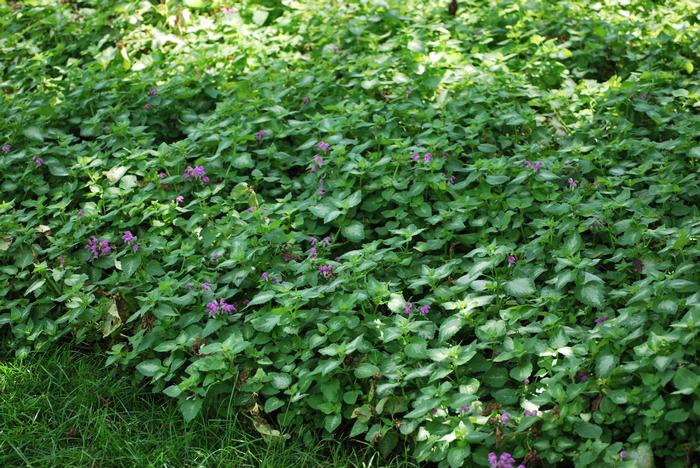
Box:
501 412 510 424
175 195 184 204
411 152 420 161
619 451 626 459
246 206 255 213
533 161 542 173
423 152 432 164
159 172 166 179
78 209 84 217
316 141 329 152
419 304 430 315
507 255 516 265
568 178 578 189
255 130 266 143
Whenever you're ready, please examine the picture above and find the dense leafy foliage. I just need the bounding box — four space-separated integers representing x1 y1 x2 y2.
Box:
2 0 700 466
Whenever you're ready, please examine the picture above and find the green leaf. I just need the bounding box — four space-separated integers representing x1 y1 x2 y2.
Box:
264 397 285 413
25 279 45 296
509 361 532 381
504 278 536 297
136 359 162 377
23 126 44 142
672 368 698 395
345 190 362 208
387 293 406 314
249 290 275 306
251 313 280 332
664 409 689 422
121 254 141 278
439 315 463 342
342 221 365 242
574 421 602 439
447 446 471 468
576 282 605 308
179 399 203 423
354 363 380 379
324 413 341 433
595 353 618 377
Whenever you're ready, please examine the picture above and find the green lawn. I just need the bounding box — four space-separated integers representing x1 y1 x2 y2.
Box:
0 347 415 467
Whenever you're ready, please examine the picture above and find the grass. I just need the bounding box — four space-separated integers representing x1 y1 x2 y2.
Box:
0 346 416 467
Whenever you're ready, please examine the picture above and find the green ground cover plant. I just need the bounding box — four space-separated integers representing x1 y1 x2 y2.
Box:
1 0 699 466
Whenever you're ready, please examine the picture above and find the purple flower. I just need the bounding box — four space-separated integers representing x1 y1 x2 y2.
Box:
310 164 318 173
313 154 324 167
567 178 578 189
1 144 11 154
594 316 609 325
85 236 111 260
318 187 326 196
78 209 84 217
211 252 220 261
122 230 136 244
403 301 414 316
143 103 152 110
423 152 432 164
261 271 269 281
322 236 331 246
309 237 318 246
523 160 532 169
507 255 516 265
303 96 310 104
619 450 626 459
206 300 219 317
488 452 518 468
33 157 44 166
419 304 430 315
533 161 542 173
318 264 335 278
255 130 266 143
183 165 207 182
431 408 438 415
159 172 166 179
201 282 210 291
309 247 317 258
316 141 329 152
448 175 457 184
148 88 159 97
175 195 184 204
103 125 110 134
524 378 530 385
501 411 510 424
577 371 589 382
456 404 470 414
411 152 420 161
219 298 236 313
247 206 255 212
132 243 140 252
524 409 537 417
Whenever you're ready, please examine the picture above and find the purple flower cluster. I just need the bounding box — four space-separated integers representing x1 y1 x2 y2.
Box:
411 151 433 164
316 140 330 152
523 160 542 173
85 236 111 260
122 230 140 252
567 177 579 189
501 411 510 424
206 298 237 317
175 195 184 204
507 255 517 265
488 452 525 468
255 130 266 143
318 264 335 278
524 409 538 417
1 144 11 154
33 157 44 166
448 175 457 184
183 165 209 183
419 304 430 315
